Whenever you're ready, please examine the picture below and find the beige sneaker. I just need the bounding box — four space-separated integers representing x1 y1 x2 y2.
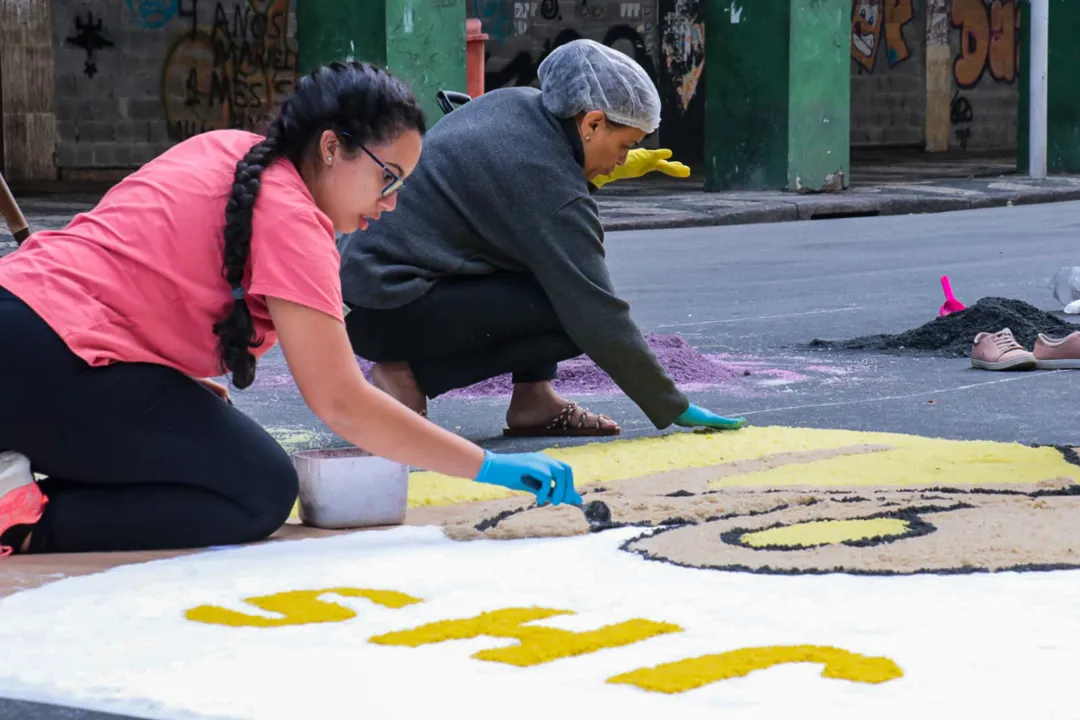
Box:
1034 331 1080 369
970 328 1036 370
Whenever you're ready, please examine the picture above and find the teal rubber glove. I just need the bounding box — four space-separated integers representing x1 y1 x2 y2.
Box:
674 404 747 430
474 451 583 507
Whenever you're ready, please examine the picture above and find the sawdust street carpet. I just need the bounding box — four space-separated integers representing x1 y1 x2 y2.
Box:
1 426 1078 719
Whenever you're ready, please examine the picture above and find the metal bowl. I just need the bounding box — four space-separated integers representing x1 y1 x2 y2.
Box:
292 448 409 529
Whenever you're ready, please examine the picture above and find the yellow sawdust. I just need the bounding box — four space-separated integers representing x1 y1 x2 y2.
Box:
267 427 320 452
708 431 1071 489
367 607 682 667
181 588 903 690
739 518 911 549
607 644 904 692
185 587 423 628
404 426 1080 507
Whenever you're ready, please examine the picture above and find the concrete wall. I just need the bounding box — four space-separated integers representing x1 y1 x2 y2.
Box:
469 0 708 158
471 1 660 93
39 0 1022 175
850 0 927 146
52 0 670 171
657 0 704 162
473 0 1021 161
469 0 663 149
849 0 1020 150
51 0 297 172
945 0 1020 150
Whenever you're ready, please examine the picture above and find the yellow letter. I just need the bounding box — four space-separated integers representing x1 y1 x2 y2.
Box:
369 607 682 667
185 587 423 627
607 645 903 693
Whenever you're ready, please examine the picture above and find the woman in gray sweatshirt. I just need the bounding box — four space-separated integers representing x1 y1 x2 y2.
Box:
338 39 745 437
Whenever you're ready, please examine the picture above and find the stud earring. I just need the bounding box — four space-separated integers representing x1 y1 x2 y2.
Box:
585 136 591 141
326 155 332 163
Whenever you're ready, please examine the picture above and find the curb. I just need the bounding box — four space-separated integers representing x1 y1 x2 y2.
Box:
5 188 1080 249
600 187 1080 232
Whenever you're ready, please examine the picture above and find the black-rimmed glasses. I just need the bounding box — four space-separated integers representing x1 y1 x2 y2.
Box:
338 131 403 197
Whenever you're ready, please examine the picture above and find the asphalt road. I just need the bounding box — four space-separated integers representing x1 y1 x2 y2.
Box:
231 200 1080 455
5 200 1080 719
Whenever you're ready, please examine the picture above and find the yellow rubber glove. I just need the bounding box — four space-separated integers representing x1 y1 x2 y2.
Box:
590 148 691 189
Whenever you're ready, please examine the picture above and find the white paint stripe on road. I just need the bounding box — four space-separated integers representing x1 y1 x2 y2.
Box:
734 370 1064 417
649 306 861 329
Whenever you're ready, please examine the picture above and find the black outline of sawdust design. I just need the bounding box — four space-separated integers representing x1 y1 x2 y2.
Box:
469 444 1080 577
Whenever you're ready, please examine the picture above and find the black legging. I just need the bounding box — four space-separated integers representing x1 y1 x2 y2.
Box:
346 273 582 398
0 288 297 554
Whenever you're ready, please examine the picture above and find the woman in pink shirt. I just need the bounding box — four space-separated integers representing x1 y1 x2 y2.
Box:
0 61 578 556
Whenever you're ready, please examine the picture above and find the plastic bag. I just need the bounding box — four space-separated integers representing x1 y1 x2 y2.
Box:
1049 266 1080 309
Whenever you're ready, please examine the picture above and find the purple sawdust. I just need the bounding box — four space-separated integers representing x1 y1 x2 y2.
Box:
705 354 810 383
736 367 810 384
356 333 747 398
803 365 852 375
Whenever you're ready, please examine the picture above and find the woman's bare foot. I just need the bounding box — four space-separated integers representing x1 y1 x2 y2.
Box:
505 381 620 434
369 362 428 416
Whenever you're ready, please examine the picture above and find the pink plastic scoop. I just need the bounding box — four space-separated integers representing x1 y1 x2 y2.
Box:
939 275 965 317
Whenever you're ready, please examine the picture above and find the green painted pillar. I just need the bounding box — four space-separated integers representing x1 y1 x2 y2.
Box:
703 0 849 192
296 0 466 128
1019 0 1080 173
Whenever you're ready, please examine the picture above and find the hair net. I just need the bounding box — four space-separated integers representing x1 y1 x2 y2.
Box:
537 39 661 134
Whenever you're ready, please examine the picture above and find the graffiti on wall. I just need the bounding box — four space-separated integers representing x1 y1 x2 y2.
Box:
950 91 974 149
470 0 516 41
126 0 180 29
851 0 915 72
489 25 656 90
477 1 658 96
660 0 703 114
950 0 1020 89
926 0 949 46
64 12 115 79
161 0 297 142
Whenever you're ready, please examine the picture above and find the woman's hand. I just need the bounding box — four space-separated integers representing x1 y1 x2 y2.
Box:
590 148 691 189
474 450 580 506
674 404 746 430
194 377 231 403
266 297 580 501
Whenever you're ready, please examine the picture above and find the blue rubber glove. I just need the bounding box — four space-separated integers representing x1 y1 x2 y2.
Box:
474 451 583 507
674 404 747 430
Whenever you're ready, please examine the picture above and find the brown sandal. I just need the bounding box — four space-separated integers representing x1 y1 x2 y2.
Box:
503 401 621 438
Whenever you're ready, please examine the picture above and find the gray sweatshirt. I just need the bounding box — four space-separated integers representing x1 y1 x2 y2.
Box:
338 86 689 428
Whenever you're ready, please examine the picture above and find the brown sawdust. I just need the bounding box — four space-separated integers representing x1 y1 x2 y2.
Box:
439 443 1080 574
442 444 892 541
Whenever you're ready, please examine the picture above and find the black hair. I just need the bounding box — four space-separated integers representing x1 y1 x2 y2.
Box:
214 60 426 389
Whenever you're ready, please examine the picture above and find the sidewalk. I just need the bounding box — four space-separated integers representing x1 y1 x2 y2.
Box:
4 152 1080 250
597 173 1080 231
597 147 1080 230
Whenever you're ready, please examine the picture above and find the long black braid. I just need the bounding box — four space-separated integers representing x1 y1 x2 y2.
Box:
213 60 425 388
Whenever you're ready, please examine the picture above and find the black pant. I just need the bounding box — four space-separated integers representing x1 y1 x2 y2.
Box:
0 288 297 554
346 273 581 398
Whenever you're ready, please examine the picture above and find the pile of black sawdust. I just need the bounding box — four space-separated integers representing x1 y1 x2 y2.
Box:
809 297 1080 358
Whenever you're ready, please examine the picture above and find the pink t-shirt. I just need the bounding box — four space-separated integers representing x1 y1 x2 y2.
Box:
0 129 343 379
